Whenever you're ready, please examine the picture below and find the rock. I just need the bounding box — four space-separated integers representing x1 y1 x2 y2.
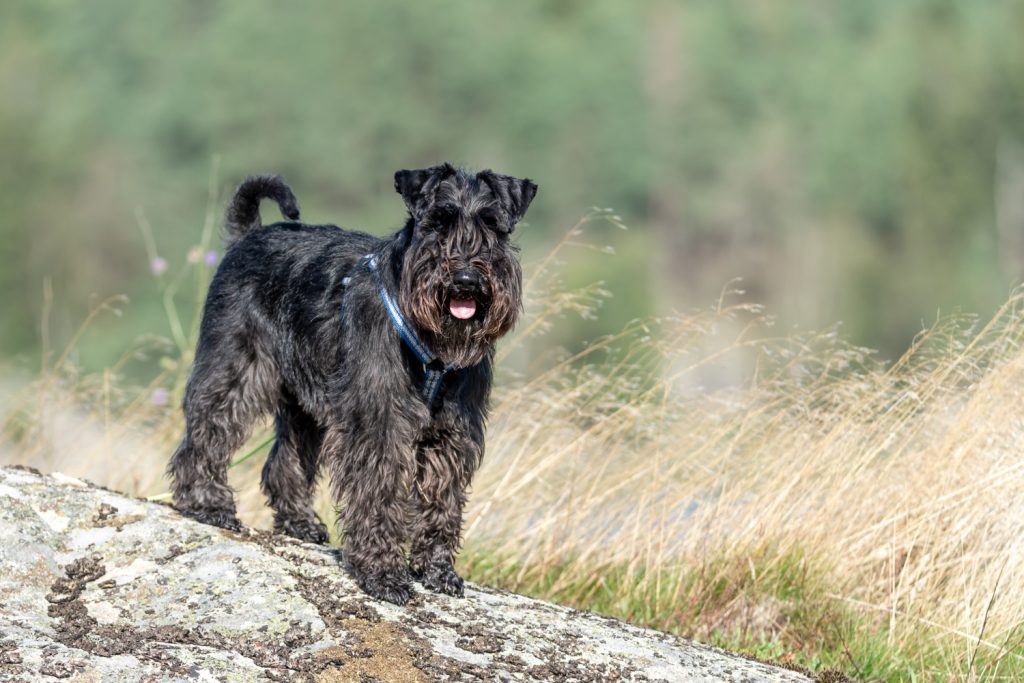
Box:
0 466 810 682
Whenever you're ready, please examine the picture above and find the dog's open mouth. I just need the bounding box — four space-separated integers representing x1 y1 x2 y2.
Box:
449 298 477 320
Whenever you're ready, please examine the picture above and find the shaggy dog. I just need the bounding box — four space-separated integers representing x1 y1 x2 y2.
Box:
168 164 536 604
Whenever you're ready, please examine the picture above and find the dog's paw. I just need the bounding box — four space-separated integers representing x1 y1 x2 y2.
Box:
276 515 330 544
413 563 465 598
183 508 242 532
358 569 414 606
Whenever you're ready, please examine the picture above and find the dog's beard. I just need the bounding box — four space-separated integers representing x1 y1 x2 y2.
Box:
411 285 500 368
398 280 520 369
430 282 520 367
398 239 522 368
432 316 491 368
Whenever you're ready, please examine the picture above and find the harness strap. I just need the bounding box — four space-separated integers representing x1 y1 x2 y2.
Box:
359 255 453 405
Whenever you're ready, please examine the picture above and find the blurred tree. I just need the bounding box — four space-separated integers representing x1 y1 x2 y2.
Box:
2 0 1024 370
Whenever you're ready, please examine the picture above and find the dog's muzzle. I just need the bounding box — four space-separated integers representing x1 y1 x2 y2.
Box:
448 269 484 320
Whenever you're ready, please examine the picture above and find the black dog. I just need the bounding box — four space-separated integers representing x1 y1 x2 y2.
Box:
168 164 536 604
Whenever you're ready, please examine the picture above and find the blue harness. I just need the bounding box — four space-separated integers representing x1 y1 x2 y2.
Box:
348 255 454 405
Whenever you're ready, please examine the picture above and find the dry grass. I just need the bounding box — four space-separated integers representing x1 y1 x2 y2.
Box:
3 210 1023 680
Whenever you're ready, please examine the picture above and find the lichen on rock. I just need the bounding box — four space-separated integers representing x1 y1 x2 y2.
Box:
0 466 809 682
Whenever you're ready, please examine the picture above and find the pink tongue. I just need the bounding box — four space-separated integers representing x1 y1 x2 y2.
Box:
449 298 477 320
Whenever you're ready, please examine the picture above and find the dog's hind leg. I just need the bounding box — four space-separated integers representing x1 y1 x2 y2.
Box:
261 395 329 543
169 342 278 531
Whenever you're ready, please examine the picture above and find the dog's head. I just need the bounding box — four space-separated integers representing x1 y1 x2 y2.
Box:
394 163 537 367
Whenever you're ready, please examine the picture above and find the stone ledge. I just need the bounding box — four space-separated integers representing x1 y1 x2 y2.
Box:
0 465 811 682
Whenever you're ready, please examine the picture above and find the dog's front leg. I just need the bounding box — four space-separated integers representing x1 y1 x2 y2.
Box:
409 405 484 598
327 393 424 606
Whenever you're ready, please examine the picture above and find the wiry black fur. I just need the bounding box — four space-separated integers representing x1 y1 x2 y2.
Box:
168 164 537 605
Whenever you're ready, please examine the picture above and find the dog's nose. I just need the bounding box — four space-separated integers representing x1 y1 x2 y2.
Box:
452 269 481 288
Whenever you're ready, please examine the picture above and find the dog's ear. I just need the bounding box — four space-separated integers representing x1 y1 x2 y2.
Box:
394 169 431 215
394 164 456 218
478 171 538 227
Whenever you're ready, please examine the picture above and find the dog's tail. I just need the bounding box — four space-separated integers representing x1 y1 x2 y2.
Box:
224 174 300 244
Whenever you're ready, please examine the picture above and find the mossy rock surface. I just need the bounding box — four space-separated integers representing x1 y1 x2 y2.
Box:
0 466 809 682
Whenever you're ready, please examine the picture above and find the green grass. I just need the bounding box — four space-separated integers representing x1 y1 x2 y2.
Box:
462 545 1023 682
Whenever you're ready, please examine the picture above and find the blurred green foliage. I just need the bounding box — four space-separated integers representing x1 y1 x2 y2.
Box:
3 0 1024 370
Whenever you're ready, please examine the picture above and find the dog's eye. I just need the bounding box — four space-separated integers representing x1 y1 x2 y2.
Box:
433 205 459 225
478 211 505 233
426 205 459 231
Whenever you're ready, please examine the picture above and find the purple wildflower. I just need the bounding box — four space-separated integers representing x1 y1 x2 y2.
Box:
204 250 219 267
151 388 169 406
150 256 168 276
